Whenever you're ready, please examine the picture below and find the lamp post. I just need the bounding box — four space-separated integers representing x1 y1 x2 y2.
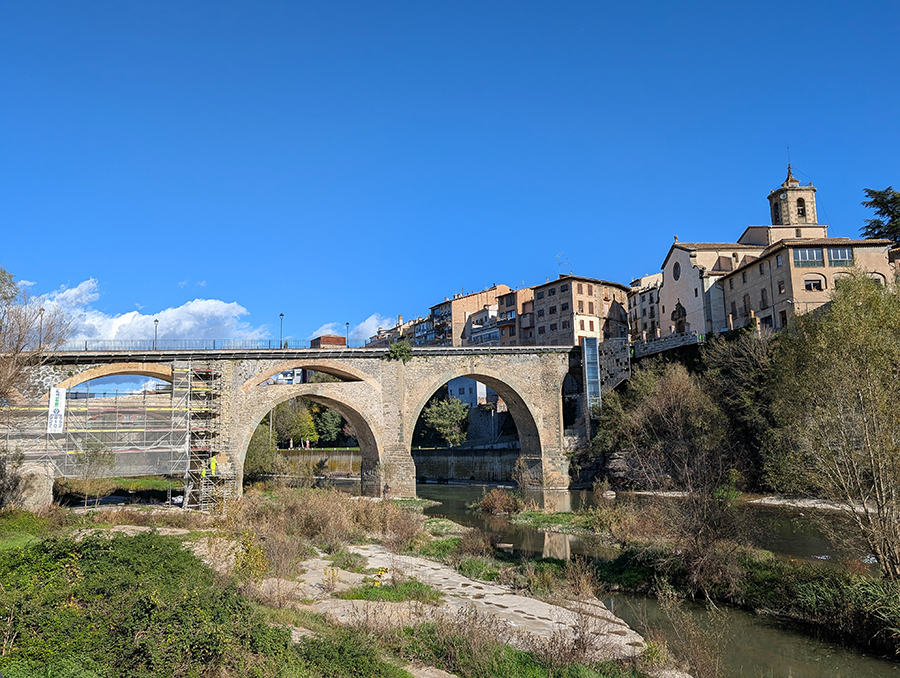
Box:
345 322 350 348
153 319 159 350
279 313 284 347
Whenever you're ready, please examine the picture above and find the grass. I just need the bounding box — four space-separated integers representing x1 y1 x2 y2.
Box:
339 579 443 603
327 548 368 573
0 508 71 550
513 510 599 534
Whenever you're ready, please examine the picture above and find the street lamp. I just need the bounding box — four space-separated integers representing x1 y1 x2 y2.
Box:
345 322 350 347
153 319 159 350
279 313 284 347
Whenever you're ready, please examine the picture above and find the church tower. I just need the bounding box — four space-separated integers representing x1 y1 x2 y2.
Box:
767 165 818 226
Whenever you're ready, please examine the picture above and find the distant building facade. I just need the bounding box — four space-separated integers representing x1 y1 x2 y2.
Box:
628 273 663 340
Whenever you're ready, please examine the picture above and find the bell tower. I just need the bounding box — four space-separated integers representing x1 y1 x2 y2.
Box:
767 165 818 226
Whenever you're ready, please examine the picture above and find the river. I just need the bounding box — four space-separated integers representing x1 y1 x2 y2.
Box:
333 479 899 677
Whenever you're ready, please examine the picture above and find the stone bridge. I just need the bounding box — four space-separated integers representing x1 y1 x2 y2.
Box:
7 343 629 506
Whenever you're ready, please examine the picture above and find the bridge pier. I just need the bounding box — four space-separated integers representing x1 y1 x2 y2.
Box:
361 447 416 498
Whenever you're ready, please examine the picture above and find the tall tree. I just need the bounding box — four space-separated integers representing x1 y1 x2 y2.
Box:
422 397 468 447
860 186 900 242
768 271 900 579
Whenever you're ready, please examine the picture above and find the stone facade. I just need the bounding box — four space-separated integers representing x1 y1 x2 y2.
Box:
8 344 631 506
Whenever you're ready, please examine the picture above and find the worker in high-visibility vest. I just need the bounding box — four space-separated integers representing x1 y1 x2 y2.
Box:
210 456 218 476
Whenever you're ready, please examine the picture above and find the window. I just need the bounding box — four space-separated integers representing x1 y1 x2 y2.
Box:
772 202 781 224
549 305 557 314
779 310 788 328
548 288 556 296
560 284 568 292
804 279 823 292
794 248 824 267
538 326 546 335
742 271 747 283
662 305 665 314
510 326 516 336
469 387 473 394
537 309 545 318
536 291 544 299
694 288 698 298
795 228 802 238
550 323 557 331
742 294 751 316
776 254 783 267
589 321 595 331
797 198 806 217
500 328 505 336
778 280 785 294
579 319 585 330
505 296 514 307
577 283 583 294
673 262 681 281
729 279 733 290
730 301 736 317
642 308 646 317
641 294 646 303
588 302 594 314
459 388 465 395
828 247 853 266
759 262 765 276
760 288 769 309
577 300 584 312
587 285 593 295
562 320 569 329
561 302 569 311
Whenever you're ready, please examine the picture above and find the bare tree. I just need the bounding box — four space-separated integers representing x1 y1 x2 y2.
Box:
0 265 70 406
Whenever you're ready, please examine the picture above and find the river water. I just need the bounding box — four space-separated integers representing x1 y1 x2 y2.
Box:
348 481 899 678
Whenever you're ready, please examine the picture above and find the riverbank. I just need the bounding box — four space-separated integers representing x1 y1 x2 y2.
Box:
497 490 900 658
0 490 673 678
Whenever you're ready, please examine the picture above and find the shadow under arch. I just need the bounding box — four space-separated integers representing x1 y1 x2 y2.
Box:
406 370 543 481
234 386 381 495
53 362 173 393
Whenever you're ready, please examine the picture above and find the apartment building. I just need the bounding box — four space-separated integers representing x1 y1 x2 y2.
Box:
427 285 512 347
722 238 893 330
462 305 500 346
364 315 419 348
628 273 663 340
532 275 629 346
496 287 535 346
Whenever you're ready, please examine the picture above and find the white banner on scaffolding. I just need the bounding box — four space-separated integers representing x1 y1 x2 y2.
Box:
47 387 67 434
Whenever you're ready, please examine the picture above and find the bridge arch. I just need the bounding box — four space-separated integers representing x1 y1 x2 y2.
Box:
53 362 173 392
232 381 383 495
241 360 380 393
405 365 548 483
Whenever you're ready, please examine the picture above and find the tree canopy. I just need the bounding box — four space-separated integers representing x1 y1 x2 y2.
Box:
860 186 900 242
767 270 900 578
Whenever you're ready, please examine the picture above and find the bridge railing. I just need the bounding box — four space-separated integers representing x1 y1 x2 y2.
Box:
56 339 347 352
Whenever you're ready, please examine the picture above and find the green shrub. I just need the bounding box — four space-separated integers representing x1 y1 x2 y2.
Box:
0 532 297 677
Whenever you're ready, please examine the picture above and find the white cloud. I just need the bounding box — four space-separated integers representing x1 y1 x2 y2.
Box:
308 313 396 345
196 280 206 287
41 279 266 342
178 280 188 288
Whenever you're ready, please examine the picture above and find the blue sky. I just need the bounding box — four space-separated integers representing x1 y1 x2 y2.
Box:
2 1 897 345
